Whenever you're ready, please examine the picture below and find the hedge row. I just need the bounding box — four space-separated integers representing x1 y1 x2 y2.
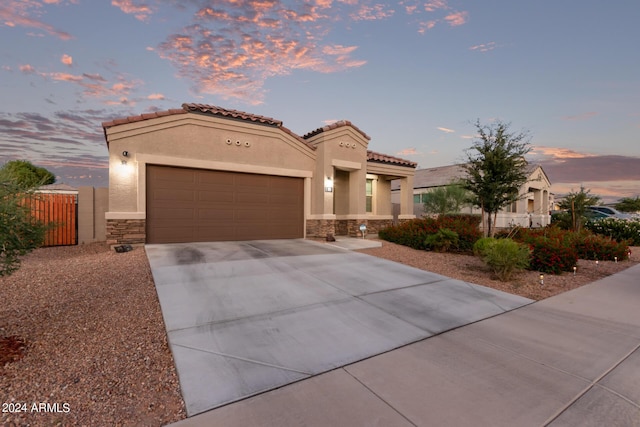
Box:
380 219 631 275
378 214 481 253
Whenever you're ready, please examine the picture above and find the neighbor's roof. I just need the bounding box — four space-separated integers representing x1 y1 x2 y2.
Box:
36 183 78 193
408 164 468 189
391 162 549 190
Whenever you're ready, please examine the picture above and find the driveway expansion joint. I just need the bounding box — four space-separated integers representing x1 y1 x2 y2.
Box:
172 343 314 376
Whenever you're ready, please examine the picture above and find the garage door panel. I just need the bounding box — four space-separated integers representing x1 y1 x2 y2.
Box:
197 208 235 222
198 171 234 185
198 190 235 203
154 168 196 183
236 192 269 204
147 165 303 243
151 226 195 243
152 207 196 220
151 189 196 203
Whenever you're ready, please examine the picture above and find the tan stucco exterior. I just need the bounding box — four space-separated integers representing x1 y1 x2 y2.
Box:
393 164 552 229
103 104 416 244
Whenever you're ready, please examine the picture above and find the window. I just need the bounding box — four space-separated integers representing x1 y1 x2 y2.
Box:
413 194 421 204
506 201 517 213
366 179 373 213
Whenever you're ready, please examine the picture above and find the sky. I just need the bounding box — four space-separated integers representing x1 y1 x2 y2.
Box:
1 0 639 204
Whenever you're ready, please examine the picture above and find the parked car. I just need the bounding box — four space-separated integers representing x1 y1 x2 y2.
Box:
586 206 637 220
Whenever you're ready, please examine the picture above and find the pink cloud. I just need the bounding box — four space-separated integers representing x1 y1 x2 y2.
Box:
437 126 455 133
156 2 369 104
151 1 467 102
531 146 596 161
350 4 395 21
19 64 36 74
0 0 72 40
444 11 468 26
418 20 437 33
61 54 73 66
147 93 165 100
111 0 154 21
424 0 449 12
50 72 84 82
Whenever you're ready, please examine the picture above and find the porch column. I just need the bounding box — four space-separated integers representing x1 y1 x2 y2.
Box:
398 175 415 219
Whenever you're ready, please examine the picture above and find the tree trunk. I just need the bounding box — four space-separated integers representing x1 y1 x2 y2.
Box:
481 201 486 237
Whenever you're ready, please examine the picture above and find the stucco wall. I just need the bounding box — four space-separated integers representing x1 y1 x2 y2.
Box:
106 114 316 216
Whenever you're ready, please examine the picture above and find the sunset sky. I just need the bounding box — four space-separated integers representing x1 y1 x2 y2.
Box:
1 0 638 203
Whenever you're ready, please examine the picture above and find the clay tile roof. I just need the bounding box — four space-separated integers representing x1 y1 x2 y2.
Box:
367 150 417 168
302 120 371 141
102 103 316 149
101 108 186 128
182 103 283 127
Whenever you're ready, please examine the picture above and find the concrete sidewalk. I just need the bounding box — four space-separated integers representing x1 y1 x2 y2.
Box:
170 263 640 427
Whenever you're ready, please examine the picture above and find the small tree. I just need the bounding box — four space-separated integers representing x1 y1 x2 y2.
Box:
462 120 531 237
557 186 600 232
615 196 640 213
0 180 48 276
422 181 470 217
0 160 55 188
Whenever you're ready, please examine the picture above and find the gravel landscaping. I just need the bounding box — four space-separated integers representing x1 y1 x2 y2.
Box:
357 239 639 300
1 243 185 427
1 239 637 426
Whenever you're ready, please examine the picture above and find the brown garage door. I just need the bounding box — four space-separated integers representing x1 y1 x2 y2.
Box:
146 165 304 243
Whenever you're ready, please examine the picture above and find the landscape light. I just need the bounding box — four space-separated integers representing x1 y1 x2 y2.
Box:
539 273 544 286
573 266 577 276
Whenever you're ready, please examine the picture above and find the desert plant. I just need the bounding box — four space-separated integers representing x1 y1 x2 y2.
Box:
425 228 459 252
528 236 578 274
481 238 530 281
571 233 631 261
0 181 48 276
473 237 497 257
462 120 531 237
379 216 481 252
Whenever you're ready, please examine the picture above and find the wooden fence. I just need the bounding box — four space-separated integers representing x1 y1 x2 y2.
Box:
30 193 78 246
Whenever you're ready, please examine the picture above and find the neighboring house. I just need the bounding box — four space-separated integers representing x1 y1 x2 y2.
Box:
102 103 417 245
391 163 553 229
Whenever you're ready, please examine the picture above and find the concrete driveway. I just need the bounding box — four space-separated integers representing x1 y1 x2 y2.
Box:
145 239 532 416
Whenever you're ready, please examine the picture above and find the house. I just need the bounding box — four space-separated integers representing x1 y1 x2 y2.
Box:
391 163 553 229
102 103 417 245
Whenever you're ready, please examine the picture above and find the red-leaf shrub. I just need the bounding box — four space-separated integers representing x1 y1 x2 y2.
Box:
506 225 631 273
572 234 631 261
528 236 578 274
379 215 481 252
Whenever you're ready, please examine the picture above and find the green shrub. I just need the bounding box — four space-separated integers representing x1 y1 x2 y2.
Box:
586 218 640 246
550 211 573 230
425 228 459 252
379 216 481 253
481 238 530 281
473 237 497 257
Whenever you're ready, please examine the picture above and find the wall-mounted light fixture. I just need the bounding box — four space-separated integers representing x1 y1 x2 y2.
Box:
324 176 333 192
121 150 129 165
